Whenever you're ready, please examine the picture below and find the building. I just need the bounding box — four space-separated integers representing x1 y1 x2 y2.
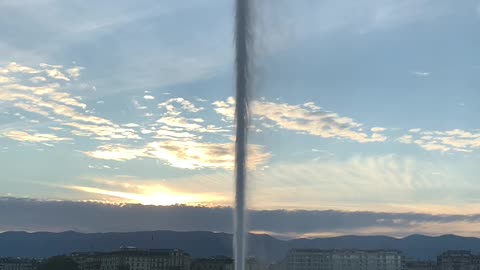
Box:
72 247 190 270
190 256 267 270
71 252 102 270
286 249 405 270
0 258 36 270
405 261 436 270
437 251 473 270
191 256 233 270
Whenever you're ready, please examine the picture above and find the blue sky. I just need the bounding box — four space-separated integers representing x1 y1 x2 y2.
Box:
1 0 480 235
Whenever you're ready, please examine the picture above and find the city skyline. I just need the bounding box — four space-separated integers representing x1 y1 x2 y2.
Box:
1 0 480 237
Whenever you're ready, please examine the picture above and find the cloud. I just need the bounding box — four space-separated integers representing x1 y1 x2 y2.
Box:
1 62 41 74
213 97 386 143
158 98 204 115
71 94 238 168
29 76 47 83
371 127 387 133
63 122 141 140
55 154 475 215
13 103 49 117
146 141 268 169
44 69 70 81
143 95 155 100
245 154 467 212
39 63 63 69
67 176 225 206
212 97 235 121
83 140 270 169
0 62 142 142
123 123 140 128
398 129 480 153
1 130 70 143
66 67 83 79
409 128 421 133
83 145 146 161
157 116 227 134
397 134 413 144
0 76 12 84
412 71 430 77
4 197 480 238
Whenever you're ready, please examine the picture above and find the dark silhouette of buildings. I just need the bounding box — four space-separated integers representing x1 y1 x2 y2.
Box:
71 247 190 270
285 249 405 270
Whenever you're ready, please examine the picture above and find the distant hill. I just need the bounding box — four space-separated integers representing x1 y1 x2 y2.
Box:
2 231 480 261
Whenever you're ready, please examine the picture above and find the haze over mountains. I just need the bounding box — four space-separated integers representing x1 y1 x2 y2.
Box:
1 231 480 262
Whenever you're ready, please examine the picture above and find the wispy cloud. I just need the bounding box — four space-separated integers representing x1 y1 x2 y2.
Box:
84 141 270 170
58 154 476 214
213 97 387 143
412 71 430 77
398 129 480 153
2 130 71 143
0 62 143 142
158 97 204 115
66 67 83 79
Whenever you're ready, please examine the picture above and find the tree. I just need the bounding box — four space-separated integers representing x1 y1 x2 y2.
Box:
37 256 79 270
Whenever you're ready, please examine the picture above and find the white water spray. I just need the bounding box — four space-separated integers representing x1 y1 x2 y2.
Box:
234 1 252 270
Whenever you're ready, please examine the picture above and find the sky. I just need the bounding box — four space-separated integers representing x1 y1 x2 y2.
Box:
1 0 480 237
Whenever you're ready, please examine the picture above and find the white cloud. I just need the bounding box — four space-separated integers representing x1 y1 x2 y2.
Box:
213 97 386 143
71 154 466 213
399 129 480 153
83 145 146 161
0 76 12 83
44 68 70 81
371 127 387 133
2 62 41 74
122 123 140 128
397 135 413 144
143 95 155 100
132 99 147 110
153 129 198 140
29 76 47 83
412 71 430 77
83 140 270 170
2 130 71 143
157 116 202 130
66 67 83 79
212 97 235 121
39 63 63 69
0 62 143 142
157 116 227 134
64 122 141 140
245 154 462 211
13 103 49 117
409 128 421 133
158 97 204 114
49 127 63 131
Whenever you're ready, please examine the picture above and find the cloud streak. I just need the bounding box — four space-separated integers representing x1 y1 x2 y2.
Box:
2 130 71 143
3 197 480 238
398 129 480 153
83 141 270 169
213 97 387 143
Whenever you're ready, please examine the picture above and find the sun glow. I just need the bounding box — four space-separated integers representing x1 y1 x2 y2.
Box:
69 185 222 206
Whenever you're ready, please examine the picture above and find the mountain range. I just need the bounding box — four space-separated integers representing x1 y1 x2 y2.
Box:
1 231 480 262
